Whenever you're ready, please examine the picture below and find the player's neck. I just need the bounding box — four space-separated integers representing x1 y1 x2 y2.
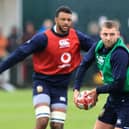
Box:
53 25 69 36
53 25 67 35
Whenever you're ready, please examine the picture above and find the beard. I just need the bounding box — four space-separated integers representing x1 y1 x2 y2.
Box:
58 25 70 34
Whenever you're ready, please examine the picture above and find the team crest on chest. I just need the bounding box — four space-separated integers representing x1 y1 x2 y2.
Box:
59 39 70 48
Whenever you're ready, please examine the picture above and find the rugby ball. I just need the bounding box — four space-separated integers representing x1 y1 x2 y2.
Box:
76 90 94 110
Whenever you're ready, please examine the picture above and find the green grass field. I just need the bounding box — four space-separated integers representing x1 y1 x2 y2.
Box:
0 88 107 129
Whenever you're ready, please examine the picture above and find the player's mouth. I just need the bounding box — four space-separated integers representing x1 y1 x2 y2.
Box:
63 26 69 30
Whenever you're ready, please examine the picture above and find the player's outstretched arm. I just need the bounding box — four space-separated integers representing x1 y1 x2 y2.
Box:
0 33 47 74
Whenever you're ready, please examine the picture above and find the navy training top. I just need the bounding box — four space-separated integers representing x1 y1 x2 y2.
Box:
0 27 94 85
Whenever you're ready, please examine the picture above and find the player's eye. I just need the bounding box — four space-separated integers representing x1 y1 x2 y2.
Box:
103 33 115 36
60 18 66 21
67 18 72 22
110 33 115 36
103 33 108 36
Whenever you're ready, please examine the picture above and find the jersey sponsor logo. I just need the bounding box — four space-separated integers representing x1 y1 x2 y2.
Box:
61 52 71 63
59 39 70 48
96 56 105 65
58 64 71 68
58 52 71 68
96 55 105 65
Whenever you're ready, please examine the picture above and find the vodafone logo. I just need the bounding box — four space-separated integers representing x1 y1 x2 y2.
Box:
61 52 71 63
58 52 71 68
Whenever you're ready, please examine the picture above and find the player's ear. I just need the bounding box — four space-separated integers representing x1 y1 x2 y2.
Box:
117 31 120 37
54 17 57 24
118 31 121 37
99 31 103 39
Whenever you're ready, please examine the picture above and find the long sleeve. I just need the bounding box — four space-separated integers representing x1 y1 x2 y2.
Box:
76 30 95 51
0 33 47 73
73 43 96 90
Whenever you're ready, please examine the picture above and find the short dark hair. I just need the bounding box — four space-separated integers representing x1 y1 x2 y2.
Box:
101 20 120 30
55 5 72 17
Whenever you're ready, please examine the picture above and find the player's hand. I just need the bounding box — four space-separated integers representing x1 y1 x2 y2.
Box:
73 89 80 107
86 88 98 106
